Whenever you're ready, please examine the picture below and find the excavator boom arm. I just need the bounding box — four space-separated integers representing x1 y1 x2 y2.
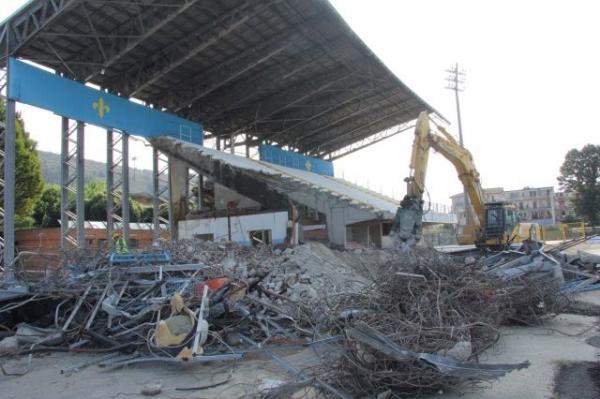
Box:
429 128 486 225
392 112 487 245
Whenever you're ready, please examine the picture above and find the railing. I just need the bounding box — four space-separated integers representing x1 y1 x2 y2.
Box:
424 202 453 215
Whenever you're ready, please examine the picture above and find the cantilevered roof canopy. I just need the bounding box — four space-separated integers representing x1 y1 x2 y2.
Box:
0 0 439 159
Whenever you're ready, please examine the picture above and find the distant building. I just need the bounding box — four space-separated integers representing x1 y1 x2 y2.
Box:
450 187 507 226
505 187 556 224
554 191 578 221
451 186 557 226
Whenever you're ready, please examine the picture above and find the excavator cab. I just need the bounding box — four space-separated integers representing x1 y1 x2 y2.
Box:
482 202 517 247
392 111 544 250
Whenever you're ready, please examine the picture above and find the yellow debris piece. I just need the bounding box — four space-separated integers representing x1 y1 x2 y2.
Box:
153 293 196 348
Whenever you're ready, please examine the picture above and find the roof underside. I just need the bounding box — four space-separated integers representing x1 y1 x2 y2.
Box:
0 0 437 158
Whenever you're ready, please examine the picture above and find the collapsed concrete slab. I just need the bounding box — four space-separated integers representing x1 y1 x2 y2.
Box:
152 137 456 248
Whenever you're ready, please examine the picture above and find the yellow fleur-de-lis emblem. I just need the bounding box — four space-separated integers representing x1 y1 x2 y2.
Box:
92 97 110 118
304 160 312 171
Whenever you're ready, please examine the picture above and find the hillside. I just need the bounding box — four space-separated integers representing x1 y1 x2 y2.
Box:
38 151 154 193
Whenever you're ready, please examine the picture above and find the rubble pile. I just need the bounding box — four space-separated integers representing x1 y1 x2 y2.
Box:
161 238 267 272
0 238 593 398
309 247 566 398
262 243 370 300
549 235 600 293
162 240 369 299
0 258 224 360
0 241 370 368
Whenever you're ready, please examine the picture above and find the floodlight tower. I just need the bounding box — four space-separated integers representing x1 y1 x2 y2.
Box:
445 64 470 226
445 63 466 146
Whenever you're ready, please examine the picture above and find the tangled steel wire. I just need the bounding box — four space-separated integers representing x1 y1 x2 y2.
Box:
315 249 567 398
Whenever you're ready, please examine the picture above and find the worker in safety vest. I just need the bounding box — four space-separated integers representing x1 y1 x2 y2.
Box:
113 231 129 254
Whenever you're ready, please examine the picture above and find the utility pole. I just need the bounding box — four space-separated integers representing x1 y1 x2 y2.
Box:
445 64 469 225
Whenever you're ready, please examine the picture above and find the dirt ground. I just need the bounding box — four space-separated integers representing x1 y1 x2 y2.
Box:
0 344 328 399
2 299 598 399
0 267 598 399
439 291 600 399
553 361 600 399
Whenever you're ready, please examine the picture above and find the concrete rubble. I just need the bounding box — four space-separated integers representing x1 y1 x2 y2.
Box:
0 237 598 398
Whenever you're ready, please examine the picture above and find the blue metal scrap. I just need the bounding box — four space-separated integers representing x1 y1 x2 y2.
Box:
561 278 600 293
108 250 170 265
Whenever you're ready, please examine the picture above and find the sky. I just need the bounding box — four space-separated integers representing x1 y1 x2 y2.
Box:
2 0 599 206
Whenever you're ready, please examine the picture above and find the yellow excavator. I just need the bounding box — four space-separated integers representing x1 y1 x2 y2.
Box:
392 112 543 249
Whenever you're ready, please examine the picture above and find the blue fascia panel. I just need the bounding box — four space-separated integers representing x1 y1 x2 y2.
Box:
8 58 202 144
259 144 334 176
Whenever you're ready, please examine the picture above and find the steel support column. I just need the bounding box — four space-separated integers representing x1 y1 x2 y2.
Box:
106 129 114 248
60 117 70 248
0 68 7 273
76 121 85 248
152 147 170 242
60 118 79 249
152 148 159 242
107 130 126 246
121 133 130 245
3 98 15 278
0 120 4 270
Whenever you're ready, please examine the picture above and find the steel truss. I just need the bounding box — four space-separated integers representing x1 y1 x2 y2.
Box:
0 0 77 59
118 0 277 97
0 0 437 168
106 129 130 248
60 118 85 249
326 122 416 161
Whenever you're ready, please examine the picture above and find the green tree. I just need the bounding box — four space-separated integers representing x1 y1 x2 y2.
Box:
31 177 148 227
33 184 61 227
558 144 600 225
82 180 144 222
0 99 44 218
128 199 143 222
140 206 155 223
86 192 107 221
84 179 106 199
